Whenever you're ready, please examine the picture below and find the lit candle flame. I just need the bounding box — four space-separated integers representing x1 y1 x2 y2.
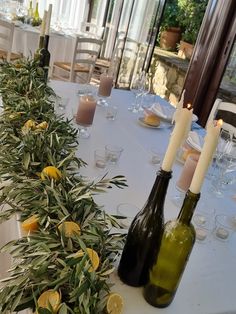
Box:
217 119 223 127
187 103 192 110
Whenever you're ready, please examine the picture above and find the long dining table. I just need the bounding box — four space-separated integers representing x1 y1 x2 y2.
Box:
0 80 236 314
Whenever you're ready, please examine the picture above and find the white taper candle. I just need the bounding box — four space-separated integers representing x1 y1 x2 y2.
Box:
40 10 47 37
162 104 193 172
45 4 52 36
189 119 223 194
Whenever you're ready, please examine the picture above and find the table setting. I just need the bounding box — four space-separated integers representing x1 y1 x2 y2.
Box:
0 56 236 314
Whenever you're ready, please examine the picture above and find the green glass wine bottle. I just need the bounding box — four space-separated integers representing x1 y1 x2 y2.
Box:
27 1 33 23
118 169 172 287
39 35 50 82
144 190 200 308
32 2 41 26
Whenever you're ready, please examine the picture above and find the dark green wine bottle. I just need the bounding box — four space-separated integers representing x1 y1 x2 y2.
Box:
118 169 172 287
39 35 50 82
144 190 200 307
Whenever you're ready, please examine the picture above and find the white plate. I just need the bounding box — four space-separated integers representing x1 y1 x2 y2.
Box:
138 117 165 129
192 114 198 122
151 104 198 123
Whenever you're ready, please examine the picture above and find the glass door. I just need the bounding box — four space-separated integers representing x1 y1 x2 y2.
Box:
91 0 166 88
114 0 166 89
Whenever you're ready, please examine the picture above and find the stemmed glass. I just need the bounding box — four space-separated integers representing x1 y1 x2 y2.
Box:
128 72 144 113
211 137 236 197
207 129 231 179
139 72 151 110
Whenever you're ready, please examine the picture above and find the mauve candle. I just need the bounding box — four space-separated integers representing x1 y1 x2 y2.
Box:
98 73 113 97
76 95 97 126
176 154 199 192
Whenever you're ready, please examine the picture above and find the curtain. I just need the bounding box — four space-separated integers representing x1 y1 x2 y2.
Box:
23 0 89 31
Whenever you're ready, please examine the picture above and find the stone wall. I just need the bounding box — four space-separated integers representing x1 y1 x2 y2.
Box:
150 47 236 106
150 48 189 107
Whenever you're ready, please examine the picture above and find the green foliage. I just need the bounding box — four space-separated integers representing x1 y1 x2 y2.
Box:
159 0 208 44
160 0 180 30
0 58 127 313
177 0 208 44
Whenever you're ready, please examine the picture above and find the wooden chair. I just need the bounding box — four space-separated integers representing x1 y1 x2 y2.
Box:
52 37 103 83
94 33 126 80
0 19 22 62
207 98 236 137
80 22 104 39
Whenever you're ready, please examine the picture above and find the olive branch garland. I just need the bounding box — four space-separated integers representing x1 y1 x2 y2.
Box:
0 58 127 313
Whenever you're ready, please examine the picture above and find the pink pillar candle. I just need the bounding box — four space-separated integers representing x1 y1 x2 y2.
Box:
76 95 97 126
98 73 113 97
176 154 199 192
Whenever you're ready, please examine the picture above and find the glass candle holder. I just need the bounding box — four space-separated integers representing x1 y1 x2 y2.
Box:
97 73 113 107
76 95 97 138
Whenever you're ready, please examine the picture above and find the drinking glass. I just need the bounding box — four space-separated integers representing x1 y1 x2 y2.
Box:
97 72 113 107
75 95 97 139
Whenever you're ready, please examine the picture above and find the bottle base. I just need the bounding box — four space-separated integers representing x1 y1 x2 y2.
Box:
143 283 174 308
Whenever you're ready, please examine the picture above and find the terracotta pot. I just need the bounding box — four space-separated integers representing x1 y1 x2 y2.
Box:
160 27 181 51
178 40 194 60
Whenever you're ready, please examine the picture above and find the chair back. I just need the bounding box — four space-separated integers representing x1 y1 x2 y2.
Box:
207 98 236 137
80 22 104 39
70 36 103 83
0 19 15 62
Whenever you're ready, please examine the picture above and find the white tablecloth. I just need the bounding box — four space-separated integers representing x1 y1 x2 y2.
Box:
1 80 236 314
12 24 75 74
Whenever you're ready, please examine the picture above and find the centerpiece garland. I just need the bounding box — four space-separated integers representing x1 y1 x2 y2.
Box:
0 58 127 314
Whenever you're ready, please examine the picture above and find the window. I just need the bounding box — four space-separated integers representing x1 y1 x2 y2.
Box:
23 0 89 31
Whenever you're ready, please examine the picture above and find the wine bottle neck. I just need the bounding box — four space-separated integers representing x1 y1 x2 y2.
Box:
177 190 200 224
44 35 49 50
38 36 44 50
146 169 172 209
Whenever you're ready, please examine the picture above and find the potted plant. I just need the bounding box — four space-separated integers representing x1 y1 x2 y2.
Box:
159 0 181 51
177 0 208 59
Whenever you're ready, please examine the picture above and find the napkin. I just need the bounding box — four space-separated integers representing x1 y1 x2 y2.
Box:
150 103 173 121
186 131 203 152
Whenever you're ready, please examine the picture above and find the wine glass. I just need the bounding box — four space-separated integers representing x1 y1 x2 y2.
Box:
211 137 236 197
74 95 97 139
128 73 144 113
207 129 231 179
139 72 151 110
97 72 113 107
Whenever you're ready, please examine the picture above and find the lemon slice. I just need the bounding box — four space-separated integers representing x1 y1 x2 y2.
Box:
58 221 81 238
23 119 36 129
41 166 62 181
106 293 124 314
37 289 61 312
75 248 100 272
21 215 39 233
36 121 48 130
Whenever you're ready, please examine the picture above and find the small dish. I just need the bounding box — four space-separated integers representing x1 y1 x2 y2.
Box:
138 117 165 129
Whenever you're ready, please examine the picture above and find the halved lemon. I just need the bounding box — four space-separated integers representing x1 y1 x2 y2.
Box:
41 166 62 181
106 293 124 314
36 121 48 130
21 215 39 233
37 289 61 312
75 248 100 272
58 221 81 238
23 119 36 129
